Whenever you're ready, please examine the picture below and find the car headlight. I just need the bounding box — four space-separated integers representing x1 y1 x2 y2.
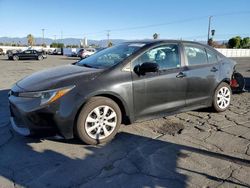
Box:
18 85 75 105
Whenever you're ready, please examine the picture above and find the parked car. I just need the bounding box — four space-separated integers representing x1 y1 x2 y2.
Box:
52 48 63 55
9 40 237 144
47 49 54 55
0 48 5 55
8 50 47 61
77 48 96 59
70 51 78 57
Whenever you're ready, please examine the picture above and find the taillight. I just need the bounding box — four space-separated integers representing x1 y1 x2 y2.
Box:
230 79 239 88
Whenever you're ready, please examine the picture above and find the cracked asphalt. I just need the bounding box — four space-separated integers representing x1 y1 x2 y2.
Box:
0 55 249 188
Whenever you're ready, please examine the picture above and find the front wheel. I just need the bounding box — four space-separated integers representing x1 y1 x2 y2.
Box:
13 55 19 61
213 82 232 112
76 97 121 145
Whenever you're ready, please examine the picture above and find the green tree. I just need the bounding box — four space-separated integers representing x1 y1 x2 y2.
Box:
66 44 80 48
50 43 64 48
27 34 35 46
228 36 241 48
108 41 113 47
153 33 159 40
89 44 100 48
241 37 250 48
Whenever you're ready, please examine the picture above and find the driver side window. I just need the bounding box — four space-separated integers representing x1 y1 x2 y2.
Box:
133 44 180 70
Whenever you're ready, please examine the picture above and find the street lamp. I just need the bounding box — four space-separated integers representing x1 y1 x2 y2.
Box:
207 16 213 45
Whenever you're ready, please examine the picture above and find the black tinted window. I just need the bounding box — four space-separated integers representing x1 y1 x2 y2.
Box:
184 46 207 65
24 50 32 54
206 49 218 64
134 44 180 70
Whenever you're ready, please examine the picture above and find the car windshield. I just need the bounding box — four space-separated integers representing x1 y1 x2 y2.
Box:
76 43 145 69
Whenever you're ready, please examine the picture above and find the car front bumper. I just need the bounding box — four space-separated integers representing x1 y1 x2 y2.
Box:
9 97 59 137
10 117 30 136
8 86 79 139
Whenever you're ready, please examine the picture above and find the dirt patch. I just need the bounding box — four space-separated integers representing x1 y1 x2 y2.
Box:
152 120 184 136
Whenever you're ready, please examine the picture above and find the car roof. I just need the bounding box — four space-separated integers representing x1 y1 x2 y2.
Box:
122 39 218 53
123 39 207 46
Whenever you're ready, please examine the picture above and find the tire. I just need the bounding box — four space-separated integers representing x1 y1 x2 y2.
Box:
37 55 43 60
76 97 121 145
13 55 19 61
212 82 232 112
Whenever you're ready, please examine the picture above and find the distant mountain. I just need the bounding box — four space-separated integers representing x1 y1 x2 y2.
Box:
1 37 226 47
0 37 127 47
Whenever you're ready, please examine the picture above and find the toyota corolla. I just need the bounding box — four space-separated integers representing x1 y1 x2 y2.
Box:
9 40 236 144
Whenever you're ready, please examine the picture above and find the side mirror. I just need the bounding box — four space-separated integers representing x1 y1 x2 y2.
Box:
134 62 159 75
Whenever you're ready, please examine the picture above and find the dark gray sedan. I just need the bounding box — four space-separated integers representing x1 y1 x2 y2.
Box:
9 40 236 144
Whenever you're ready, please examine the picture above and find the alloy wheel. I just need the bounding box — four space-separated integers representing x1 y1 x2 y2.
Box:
216 86 231 109
84 105 117 140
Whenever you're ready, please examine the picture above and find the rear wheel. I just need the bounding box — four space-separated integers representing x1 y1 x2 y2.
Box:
213 82 232 112
38 55 43 60
13 55 19 61
76 97 121 145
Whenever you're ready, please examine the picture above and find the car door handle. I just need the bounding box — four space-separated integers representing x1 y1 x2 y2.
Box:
210 67 218 72
176 72 186 78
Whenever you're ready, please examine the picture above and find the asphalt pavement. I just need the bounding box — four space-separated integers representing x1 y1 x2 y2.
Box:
0 55 249 188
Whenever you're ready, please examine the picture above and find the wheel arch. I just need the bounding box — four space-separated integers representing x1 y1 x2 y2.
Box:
73 91 132 137
220 78 230 85
213 78 231 96
95 93 131 124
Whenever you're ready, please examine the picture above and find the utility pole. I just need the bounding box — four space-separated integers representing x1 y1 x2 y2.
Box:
107 30 110 46
207 16 213 45
61 30 63 43
42 28 45 45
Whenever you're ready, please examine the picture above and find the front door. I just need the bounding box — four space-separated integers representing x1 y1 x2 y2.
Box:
21 50 32 60
131 43 187 120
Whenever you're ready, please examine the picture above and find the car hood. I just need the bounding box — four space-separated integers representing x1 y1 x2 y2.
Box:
16 64 102 91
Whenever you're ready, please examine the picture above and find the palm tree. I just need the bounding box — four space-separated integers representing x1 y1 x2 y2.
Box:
153 33 159 40
108 41 113 47
27 34 35 46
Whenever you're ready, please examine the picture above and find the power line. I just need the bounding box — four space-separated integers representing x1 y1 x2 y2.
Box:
46 10 250 39
108 10 250 32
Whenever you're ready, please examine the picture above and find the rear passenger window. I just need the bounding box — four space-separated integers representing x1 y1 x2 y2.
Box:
206 49 218 64
184 46 207 65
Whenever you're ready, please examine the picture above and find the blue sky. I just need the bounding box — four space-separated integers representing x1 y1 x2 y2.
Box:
0 0 250 40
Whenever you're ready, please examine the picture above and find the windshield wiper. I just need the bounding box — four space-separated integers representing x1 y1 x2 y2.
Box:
81 64 97 69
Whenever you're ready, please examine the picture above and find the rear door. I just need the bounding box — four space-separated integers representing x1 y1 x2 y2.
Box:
183 43 219 107
132 43 187 120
